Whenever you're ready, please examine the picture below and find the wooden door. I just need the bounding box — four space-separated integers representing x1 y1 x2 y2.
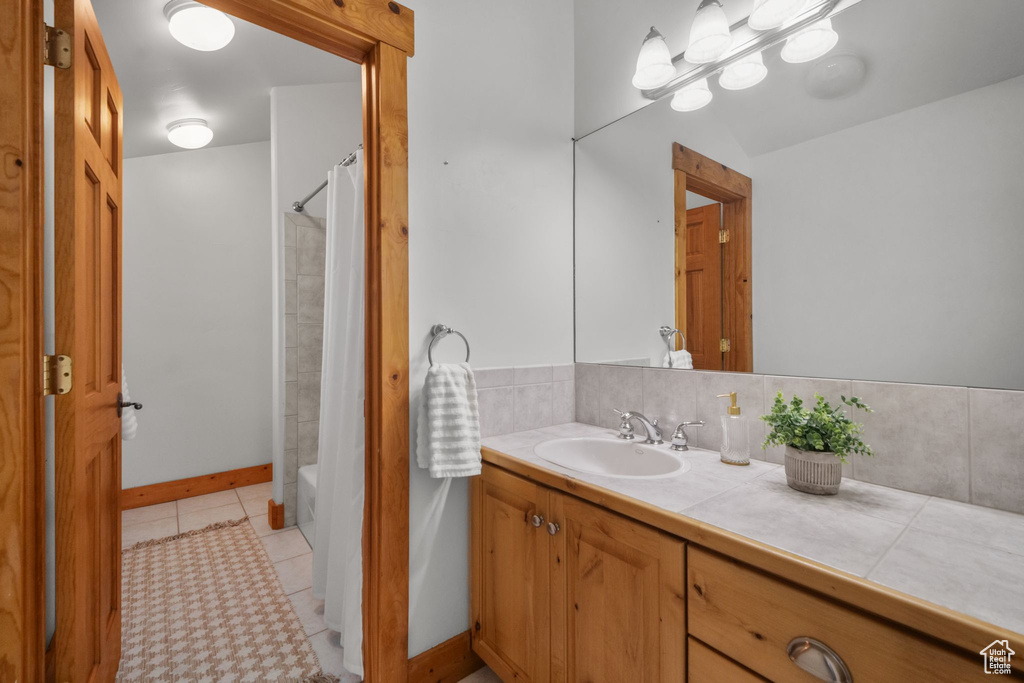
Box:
549 492 685 683
471 465 551 682
52 0 123 678
684 204 723 370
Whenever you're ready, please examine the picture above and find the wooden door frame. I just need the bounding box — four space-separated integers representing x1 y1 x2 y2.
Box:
673 143 753 373
1 0 413 680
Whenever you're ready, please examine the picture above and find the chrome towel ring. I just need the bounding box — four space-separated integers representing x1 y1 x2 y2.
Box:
428 323 471 365
659 326 686 368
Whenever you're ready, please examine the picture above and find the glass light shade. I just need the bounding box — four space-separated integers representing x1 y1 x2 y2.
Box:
781 17 838 63
166 119 214 149
670 78 713 112
719 51 767 90
748 0 806 30
685 0 732 64
164 0 235 52
632 27 676 90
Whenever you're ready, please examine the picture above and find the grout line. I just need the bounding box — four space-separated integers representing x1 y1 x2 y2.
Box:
863 497 931 578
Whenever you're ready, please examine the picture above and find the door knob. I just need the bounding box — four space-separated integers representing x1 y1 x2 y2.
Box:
531 514 544 528
117 392 143 418
547 522 560 536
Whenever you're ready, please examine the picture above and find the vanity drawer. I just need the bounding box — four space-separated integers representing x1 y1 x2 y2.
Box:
688 638 766 682
687 547 978 682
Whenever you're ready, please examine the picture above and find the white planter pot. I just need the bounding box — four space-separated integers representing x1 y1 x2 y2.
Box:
784 446 842 495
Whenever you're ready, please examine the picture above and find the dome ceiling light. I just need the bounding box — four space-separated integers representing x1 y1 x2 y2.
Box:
166 118 214 149
631 0 855 112
164 0 235 52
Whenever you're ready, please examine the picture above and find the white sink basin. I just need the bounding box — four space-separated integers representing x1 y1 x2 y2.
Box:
534 437 690 479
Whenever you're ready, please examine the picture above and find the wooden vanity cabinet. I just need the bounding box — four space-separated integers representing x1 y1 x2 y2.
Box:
472 465 687 682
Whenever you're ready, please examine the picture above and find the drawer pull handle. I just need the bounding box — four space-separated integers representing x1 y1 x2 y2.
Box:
786 637 852 683
531 514 544 528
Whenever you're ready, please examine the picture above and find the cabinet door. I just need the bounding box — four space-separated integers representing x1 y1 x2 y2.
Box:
549 492 686 682
471 465 551 682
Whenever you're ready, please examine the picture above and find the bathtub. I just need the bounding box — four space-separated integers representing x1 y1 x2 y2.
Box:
298 464 317 547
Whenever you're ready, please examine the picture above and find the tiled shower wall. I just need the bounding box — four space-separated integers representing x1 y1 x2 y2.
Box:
283 213 326 526
572 363 1024 515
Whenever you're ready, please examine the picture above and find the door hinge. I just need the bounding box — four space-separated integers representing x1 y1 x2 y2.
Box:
44 24 72 69
719 228 730 244
720 339 731 353
43 355 73 396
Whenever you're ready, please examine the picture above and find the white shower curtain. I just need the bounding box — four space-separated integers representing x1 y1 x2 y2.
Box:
312 151 365 676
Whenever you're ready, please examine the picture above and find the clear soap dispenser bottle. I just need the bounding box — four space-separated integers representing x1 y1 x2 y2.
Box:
717 392 750 466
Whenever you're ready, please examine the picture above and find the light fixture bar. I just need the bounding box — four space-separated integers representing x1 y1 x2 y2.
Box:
641 0 861 102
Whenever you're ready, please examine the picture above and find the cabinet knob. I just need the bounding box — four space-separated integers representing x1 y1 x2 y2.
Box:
786 637 852 683
547 522 560 536
531 514 544 528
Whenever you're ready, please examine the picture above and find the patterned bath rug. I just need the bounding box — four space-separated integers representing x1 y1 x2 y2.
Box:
118 517 337 682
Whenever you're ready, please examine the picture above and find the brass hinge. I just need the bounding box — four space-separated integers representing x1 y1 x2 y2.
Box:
43 355 73 396
720 339 731 353
44 24 71 69
719 228 730 244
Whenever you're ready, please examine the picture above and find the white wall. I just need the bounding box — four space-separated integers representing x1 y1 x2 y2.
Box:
403 0 576 657
752 75 1024 390
122 141 273 488
575 97 750 366
269 82 362 502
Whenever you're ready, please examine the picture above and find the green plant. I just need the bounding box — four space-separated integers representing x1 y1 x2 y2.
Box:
761 392 874 463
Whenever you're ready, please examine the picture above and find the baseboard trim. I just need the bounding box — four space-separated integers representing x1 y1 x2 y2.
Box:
121 463 272 510
268 498 285 529
408 631 484 683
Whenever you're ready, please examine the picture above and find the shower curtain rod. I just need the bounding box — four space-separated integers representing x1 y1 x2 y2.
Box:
292 144 363 214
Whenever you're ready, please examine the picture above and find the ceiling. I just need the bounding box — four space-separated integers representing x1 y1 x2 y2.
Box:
92 0 361 158
576 0 1024 157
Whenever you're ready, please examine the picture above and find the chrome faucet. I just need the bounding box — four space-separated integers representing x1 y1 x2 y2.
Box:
613 409 663 444
670 421 705 451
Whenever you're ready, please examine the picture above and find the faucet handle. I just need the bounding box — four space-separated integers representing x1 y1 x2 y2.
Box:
612 409 635 440
670 420 704 451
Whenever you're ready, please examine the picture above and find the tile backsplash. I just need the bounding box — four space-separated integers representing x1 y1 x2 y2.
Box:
476 360 1023 514
476 364 575 437
570 363 1024 515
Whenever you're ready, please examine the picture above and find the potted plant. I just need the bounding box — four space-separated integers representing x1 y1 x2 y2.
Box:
761 392 874 495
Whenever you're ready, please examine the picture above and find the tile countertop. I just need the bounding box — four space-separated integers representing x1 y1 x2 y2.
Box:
481 422 1024 637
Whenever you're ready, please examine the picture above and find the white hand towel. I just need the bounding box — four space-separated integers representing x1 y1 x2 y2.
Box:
662 349 693 369
121 363 138 441
416 362 481 478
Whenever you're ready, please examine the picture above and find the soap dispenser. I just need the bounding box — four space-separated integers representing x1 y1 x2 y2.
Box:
716 392 750 466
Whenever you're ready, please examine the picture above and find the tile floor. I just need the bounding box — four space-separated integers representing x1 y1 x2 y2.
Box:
121 483 358 681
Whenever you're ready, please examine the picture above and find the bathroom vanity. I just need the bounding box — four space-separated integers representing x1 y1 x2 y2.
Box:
470 426 1024 682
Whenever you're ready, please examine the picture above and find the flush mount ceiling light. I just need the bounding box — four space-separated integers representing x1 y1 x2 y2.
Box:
781 17 839 63
719 50 767 90
632 27 677 90
748 0 807 30
164 0 235 51
166 118 213 149
670 78 713 112
805 53 865 99
685 0 733 64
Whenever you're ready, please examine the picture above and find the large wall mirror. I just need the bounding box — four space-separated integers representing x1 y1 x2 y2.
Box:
575 0 1024 390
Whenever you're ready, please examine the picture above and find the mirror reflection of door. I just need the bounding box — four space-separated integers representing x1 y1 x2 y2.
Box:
682 201 723 370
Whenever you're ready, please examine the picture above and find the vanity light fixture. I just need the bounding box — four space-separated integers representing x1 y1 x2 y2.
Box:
163 0 235 52
670 78 713 112
632 27 677 90
632 0 853 113
748 0 807 30
781 16 839 63
166 118 214 149
719 50 767 90
685 0 733 64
